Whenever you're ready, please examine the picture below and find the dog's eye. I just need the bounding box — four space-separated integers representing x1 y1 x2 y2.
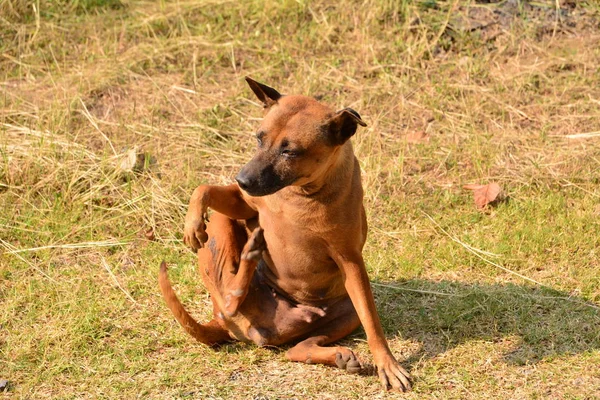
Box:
256 131 266 147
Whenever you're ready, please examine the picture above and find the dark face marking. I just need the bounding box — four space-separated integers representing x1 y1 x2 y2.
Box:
239 83 367 196
236 111 336 196
236 155 296 197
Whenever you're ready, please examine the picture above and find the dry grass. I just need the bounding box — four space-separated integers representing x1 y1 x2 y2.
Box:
2 0 600 398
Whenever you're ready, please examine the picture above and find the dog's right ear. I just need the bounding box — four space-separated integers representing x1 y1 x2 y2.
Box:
245 77 281 108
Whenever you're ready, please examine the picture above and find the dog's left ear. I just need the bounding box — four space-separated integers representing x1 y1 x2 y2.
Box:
245 77 282 108
325 108 367 146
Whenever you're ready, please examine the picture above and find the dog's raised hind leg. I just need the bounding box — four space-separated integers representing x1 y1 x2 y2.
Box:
199 212 266 318
221 226 265 316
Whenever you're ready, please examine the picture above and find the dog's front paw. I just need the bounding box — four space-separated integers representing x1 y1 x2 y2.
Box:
241 227 265 261
183 212 208 251
375 353 411 392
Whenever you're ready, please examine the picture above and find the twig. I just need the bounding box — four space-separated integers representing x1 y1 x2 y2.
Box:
372 282 461 297
421 212 599 310
422 212 543 285
0 238 57 283
79 99 117 156
563 132 600 139
101 257 138 305
5 240 130 254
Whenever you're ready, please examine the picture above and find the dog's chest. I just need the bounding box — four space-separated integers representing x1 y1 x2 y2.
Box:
258 216 345 302
258 203 338 272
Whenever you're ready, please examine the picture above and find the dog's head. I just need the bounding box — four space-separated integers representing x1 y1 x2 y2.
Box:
236 77 366 197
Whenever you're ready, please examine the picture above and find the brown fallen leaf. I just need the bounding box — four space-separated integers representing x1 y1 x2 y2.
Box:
405 130 430 144
463 182 502 209
144 227 155 241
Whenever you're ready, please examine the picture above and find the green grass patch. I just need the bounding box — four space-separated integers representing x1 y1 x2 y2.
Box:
2 0 600 398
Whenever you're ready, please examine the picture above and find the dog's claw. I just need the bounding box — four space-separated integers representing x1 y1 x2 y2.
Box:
375 355 411 392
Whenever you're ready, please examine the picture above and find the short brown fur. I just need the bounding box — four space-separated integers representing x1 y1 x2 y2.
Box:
159 78 411 391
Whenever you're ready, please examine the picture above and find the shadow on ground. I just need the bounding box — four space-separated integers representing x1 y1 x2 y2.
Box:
197 278 599 375
372 279 600 366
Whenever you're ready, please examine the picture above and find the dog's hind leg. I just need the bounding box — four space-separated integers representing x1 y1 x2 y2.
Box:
221 226 265 316
200 212 265 318
285 297 363 373
160 212 265 344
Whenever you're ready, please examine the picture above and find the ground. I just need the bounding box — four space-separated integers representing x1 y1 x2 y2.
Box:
1 0 600 399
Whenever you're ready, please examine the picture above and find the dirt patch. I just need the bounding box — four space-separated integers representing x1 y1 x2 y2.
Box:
449 1 599 44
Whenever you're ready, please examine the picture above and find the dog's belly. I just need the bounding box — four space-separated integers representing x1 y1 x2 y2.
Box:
225 266 355 346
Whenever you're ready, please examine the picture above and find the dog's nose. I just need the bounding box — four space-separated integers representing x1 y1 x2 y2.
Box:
235 173 252 191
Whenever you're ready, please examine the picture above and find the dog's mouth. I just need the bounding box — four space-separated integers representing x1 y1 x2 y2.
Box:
235 166 295 197
238 184 285 197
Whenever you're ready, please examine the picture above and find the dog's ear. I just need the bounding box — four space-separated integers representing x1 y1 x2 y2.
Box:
324 108 367 146
245 77 281 108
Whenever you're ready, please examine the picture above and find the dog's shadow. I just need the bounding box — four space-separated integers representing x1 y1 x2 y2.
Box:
371 279 600 366
216 279 599 373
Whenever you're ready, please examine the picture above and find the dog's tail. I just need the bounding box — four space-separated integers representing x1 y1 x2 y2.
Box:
159 261 227 345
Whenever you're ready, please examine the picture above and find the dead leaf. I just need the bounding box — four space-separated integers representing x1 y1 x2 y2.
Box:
405 130 430 144
118 147 139 172
144 227 155 241
117 147 157 174
463 182 502 209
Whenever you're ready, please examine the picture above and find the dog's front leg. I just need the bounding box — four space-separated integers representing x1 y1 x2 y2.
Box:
331 250 412 392
184 183 258 251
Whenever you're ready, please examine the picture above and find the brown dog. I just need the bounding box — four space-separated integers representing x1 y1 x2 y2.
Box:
159 77 411 391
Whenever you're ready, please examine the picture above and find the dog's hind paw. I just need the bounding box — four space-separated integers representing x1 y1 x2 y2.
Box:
241 227 266 261
335 349 362 374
